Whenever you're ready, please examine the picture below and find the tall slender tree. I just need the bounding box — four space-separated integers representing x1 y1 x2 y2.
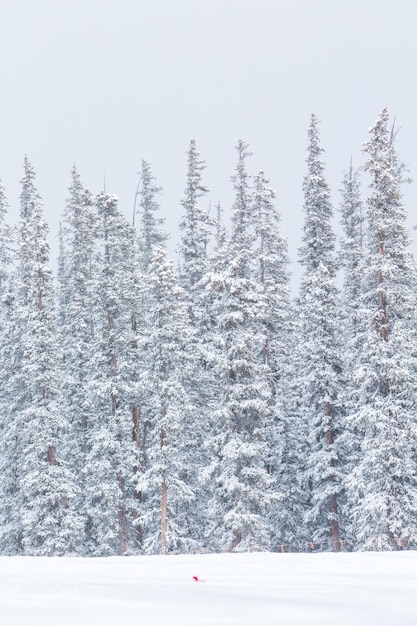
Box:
84 191 141 555
252 169 302 549
0 180 18 554
15 158 81 555
339 161 364 314
134 160 169 545
58 166 98 551
0 180 12 292
136 246 198 554
339 161 364 378
136 160 168 274
347 108 417 549
339 161 364 537
205 141 274 552
177 139 214 547
178 138 211 299
297 116 346 552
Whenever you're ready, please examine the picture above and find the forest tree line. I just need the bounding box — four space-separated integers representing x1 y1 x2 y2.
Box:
0 107 416 556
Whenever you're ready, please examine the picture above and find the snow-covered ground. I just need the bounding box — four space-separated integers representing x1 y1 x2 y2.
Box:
1 552 416 625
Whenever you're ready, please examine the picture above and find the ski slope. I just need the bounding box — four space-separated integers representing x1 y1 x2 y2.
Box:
0 551 416 625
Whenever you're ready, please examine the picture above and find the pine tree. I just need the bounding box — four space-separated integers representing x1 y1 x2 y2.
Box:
177 138 214 548
252 169 302 550
57 166 98 552
134 159 169 546
0 180 12 292
339 161 364 382
347 108 417 549
178 138 211 298
136 160 168 274
136 247 198 554
253 169 292 385
0 181 19 554
14 158 81 555
297 116 346 552
340 161 364 318
338 161 365 537
83 191 141 555
205 141 274 552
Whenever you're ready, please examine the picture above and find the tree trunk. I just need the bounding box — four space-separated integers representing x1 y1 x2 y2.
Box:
326 401 340 552
161 479 167 554
232 529 241 551
329 493 340 552
132 406 143 547
132 406 140 446
118 473 128 555
47 446 59 509
47 445 55 465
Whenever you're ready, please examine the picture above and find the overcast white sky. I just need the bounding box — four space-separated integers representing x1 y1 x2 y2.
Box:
1 0 417 287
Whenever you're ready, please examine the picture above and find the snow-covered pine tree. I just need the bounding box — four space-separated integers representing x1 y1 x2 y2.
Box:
338 161 364 539
83 191 141 555
136 160 168 274
57 223 68 328
253 170 293 387
251 169 303 550
297 116 346 552
0 272 22 555
347 108 417 550
339 161 364 318
0 180 12 293
339 162 364 374
204 141 274 552
196 201 231 552
14 158 81 555
0 180 18 554
178 138 211 299
134 160 169 543
177 138 214 548
136 246 199 554
57 166 98 552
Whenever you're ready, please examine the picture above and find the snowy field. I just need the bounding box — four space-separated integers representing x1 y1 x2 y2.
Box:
1 552 416 626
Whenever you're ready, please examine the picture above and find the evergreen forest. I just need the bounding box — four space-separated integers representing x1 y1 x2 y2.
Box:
1 107 417 556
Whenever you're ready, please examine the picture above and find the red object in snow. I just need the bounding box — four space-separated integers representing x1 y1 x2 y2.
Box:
192 576 206 582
